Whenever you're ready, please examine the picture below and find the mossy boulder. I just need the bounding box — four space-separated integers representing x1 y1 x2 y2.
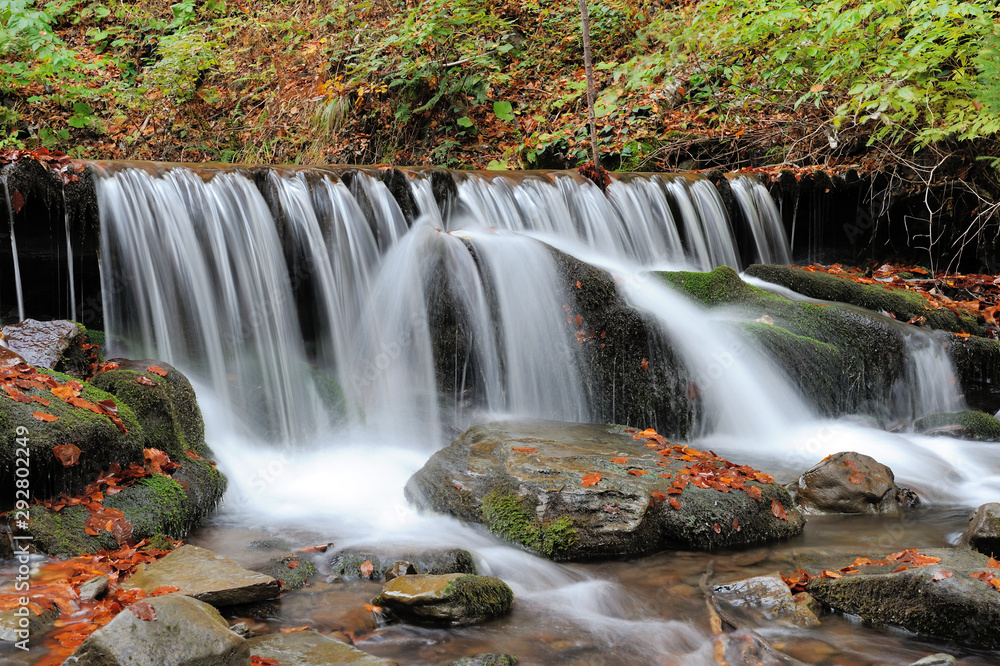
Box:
404 421 803 560
660 265 909 421
250 555 318 590
787 452 917 515
0 318 93 377
329 548 476 580
806 548 1000 649
743 264 982 335
0 360 225 556
966 503 1000 556
914 410 1000 441
372 573 513 626
246 630 397 665
947 335 1000 414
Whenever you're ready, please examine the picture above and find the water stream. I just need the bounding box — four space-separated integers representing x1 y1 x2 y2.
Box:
9 164 999 664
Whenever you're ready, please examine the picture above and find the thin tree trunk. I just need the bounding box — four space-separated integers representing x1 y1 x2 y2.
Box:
578 0 601 173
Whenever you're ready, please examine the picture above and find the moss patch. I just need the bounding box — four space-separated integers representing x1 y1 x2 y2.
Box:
914 410 1000 441
441 575 514 622
481 490 578 559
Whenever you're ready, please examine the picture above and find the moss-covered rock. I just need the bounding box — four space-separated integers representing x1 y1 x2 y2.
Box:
250 555 318 590
246 630 397 665
807 548 1000 649
329 548 476 580
743 264 982 335
913 410 1000 441
372 573 513 626
945 335 1000 414
659 265 909 421
405 421 803 560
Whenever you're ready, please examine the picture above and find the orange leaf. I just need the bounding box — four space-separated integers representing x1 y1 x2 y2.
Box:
771 497 788 520
33 411 59 423
251 657 282 666
129 601 156 621
146 366 168 377
627 470 648 476
931 570 952 581
31 395 51 407
650 490 667 503
991 578 1000 591
640 357 649 371
581 472 602 486
972 571 995 581
136 376 156 386
51 384 78 400
732 518 740 532
511 447 537 453
848 472 865 485
148 586 180 596
713 523 721 534
988 557 1000 569
575 281 582 289
669 497 681 510
52 443 82 466
287 560 300 569
610 457 629 464
574 314 583 326
279 624 311 633
359 560 375 578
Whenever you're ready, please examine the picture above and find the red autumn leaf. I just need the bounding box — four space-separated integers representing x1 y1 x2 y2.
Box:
669 497 681 510
129 601 156 621
53 443 82 466
610 457 629 464
972 570 996 581
931 570 952 581
685 380 701 400
251 657 282 666
893 565 910 573
732 518 740 531
287 560 300 569
84 526 100 536
712 523 721 534
511 446 537 453
745 485 763 501
148 586 180 596
848 472 865 485
844 458 861 473
988 557 1000 569
771 497 788 520
10 190 24 213
299 543 332 553
51 384 78 400
184 450 204 461
581 473 601 486
136 376 156 386
574 314 583 327
31 395 51 406
575 281 582 289
359 560 375 578
33 411 59 423
364 603 382 613
640 357 649 371
650 490 667 503
990 578 1000 591
146 366 168 377
666 487 682 495
821 570 843 579
279 624 311 633
627 470 648 476
143 448 175 475
3 384 32 403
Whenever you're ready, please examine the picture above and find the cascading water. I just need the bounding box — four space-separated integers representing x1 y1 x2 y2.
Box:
1 175 25 322
73 163 1000 665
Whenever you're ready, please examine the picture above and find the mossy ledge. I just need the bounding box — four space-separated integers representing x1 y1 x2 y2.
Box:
481 490 578 560
914 410 1000 441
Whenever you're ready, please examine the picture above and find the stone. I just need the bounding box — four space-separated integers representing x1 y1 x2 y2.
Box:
385 561 417 582
712 572 820 627
914 410 1000 441
967 503 1000 556
1 319 86 372
250 555 318 590
69 594 249 665
909 655 957 666
807 548 1000 649
329 548 476 580
77 574 110 600
122 545 280 606
246 630 397 665
445 655 519 666
0 606 58 644
229 621 252 638
405 421 803 560
373 574 513 626
787 451 915 515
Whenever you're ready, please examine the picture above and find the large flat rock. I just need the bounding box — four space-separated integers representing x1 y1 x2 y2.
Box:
405 420 803 560
246 630 397 665
122 544 280 606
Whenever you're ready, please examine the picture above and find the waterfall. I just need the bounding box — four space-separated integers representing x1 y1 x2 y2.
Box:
730 175 791 264
895 329 966 421
89 164 792 444
1 175 25 322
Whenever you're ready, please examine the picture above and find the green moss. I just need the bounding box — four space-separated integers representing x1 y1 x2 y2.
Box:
481 491 578 559
914 410 1000 441
441 575 514 621
143 533 177 551
252 556 318 589
659 266 771 307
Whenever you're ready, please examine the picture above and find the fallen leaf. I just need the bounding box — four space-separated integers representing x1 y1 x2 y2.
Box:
136 376 156 386
52 443 82 466
581 473 602 486
771 497 788 520
669 497 681 510
287 560 300 569
574 314 583 326
51 385 78 400
972 570 995 581
848 472 865 485
988 557 1000 569
10 190 24 213
129 601 156 621
575 281 582 289
359 560 375 578
931 570 952 581
364 603 382 613
279 624 311 633
821 569 843 579
511 446 538 453
146 366 168 377
640 357 649 371
251 656 282 665
713 523 721 534
732 518 740 531
627 470 648 476
651 490 667 503
33 411 59 423
610 457 629 464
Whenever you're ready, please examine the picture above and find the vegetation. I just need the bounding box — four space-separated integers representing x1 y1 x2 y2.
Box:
0 0 998 172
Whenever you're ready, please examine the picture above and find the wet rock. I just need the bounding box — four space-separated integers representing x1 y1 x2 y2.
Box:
122 544 280 606
373 573 513 626
967 503 1000 556
806 548 1000 649
0 605 58 644
914 410 1000 441
248 538 292 551
1 319 88 374
329 548 476 580
787 452 915 515
246 629 397 665
69 594 249 665
384 561 417 582
78 574 110 600
908 655 957 666
713 572 820 627
250 555 318 590
405 421 803 560
0 360 225 557
445 655 519 666
228 621 252 638
226 600 280 619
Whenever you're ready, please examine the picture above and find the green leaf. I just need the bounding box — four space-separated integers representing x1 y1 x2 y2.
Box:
493 100 515 121
457 116 474 127
486 159 506 170
72 102 93 116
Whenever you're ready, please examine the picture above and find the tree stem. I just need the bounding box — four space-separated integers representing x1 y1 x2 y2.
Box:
578 0 601 172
